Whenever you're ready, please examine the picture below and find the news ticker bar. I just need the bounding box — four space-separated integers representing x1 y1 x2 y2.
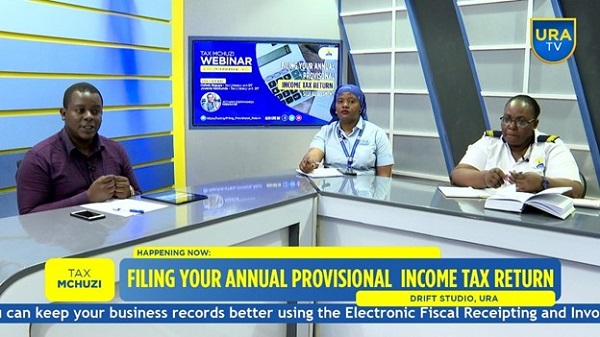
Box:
0 304 599 324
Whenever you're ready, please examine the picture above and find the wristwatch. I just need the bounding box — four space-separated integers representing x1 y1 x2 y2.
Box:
541 176 550 190
129 185 136 197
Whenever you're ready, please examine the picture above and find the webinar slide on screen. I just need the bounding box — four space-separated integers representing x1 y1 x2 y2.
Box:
1 246 600 333
189 38 341 127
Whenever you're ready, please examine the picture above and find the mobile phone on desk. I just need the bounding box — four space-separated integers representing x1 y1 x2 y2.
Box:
70 210 106 221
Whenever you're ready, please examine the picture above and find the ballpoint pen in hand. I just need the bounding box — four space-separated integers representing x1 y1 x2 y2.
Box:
313 161 331 169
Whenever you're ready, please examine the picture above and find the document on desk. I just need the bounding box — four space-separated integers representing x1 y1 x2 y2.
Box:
296 168 344 178
437 186 494 198
573 198 600 209
81 199 168 217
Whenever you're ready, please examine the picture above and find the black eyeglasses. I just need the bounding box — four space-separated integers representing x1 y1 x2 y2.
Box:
500 116 536 128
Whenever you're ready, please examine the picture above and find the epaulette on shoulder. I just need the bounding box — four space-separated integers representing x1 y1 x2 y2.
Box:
537 134 560 143
484 130 502 138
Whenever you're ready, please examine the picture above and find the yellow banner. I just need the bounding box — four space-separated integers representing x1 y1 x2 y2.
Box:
45 258 115 302
356 290 555 307
133 246 441 259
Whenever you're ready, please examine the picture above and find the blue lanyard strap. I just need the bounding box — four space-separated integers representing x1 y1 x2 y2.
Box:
338 121 366 169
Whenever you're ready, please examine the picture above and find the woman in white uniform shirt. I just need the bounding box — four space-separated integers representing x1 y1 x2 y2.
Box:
298 84 394 177
450 94 584 198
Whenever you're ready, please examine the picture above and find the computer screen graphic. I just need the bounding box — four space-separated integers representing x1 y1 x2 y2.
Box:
189 37 342 127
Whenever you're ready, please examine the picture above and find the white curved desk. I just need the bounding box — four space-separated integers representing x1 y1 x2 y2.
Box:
312 175 600 337
2 174 600 336
0 173 317 337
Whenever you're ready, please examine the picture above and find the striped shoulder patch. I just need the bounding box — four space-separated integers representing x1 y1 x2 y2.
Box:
484 130 502 138
537 135 560 143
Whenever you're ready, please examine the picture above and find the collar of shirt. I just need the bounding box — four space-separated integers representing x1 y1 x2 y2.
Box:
60 128 105 157
336 117 365 137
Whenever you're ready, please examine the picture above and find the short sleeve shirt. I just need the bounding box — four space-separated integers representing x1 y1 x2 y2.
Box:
458 129 581 182
309 117 394 175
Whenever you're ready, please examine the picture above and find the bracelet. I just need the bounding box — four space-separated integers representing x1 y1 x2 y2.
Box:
129 185 136 197
541 177 550 190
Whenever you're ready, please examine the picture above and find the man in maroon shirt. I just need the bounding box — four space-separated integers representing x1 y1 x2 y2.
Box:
16 82 142 214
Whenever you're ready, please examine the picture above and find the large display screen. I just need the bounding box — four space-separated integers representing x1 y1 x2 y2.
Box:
189 37 342 127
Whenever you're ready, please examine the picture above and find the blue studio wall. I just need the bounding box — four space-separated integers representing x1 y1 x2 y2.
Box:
0 0 176 217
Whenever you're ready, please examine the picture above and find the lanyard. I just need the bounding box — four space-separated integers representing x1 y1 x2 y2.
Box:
337 120 365 170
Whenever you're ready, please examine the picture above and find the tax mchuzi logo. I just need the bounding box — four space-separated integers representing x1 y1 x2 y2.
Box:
531 18 576 64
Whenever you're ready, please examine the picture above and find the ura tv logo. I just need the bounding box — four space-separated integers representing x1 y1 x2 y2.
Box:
531 18 576 64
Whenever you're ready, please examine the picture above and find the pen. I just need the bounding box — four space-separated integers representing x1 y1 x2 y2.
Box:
313 162 330 168
129 209 145 214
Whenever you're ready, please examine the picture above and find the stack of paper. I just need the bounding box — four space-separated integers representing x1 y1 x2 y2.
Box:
437 186 493 199
573 198 600 209
81 199 167 217
296 168 344 178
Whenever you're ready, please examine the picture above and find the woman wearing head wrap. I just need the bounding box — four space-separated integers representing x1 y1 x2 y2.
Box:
298 84 394 177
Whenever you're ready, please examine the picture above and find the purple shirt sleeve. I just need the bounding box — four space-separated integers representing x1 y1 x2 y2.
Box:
17 159 90 214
